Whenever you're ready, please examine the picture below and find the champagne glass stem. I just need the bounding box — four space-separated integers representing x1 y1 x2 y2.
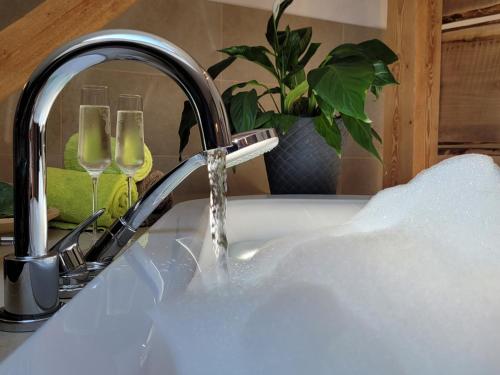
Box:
127 176 133 208
91 175 99 236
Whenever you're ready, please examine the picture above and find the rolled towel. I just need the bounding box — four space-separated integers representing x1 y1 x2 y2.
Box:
64 133 153 182
47 167 138 229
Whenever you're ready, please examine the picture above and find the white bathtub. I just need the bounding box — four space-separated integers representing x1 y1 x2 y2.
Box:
0 196 367 374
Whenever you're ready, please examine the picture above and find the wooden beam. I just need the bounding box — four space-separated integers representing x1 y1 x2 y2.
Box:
0 0 137 102
443 14 500 30
383 0 442 187
443 0 500 23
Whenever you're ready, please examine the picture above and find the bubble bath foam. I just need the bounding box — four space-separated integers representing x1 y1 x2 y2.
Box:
151 154 500 375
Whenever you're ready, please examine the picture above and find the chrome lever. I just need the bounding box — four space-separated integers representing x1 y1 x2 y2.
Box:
51 209 104 298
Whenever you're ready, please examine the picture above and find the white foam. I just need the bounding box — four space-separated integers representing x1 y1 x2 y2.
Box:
148 154 500 374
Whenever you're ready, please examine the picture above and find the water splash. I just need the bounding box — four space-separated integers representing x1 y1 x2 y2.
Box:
206 148 229 283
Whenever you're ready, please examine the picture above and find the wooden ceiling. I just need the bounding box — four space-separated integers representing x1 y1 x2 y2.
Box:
0 0 137 102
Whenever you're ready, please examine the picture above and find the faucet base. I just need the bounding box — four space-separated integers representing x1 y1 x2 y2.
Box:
58 261 108 299
0 304 63 332
3 253 60 320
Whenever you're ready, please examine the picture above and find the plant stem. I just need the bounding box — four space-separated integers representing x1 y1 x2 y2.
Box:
271 21 286 113
257 101 266 113
91 175 99 237
127 176 133 209
269 92 280 112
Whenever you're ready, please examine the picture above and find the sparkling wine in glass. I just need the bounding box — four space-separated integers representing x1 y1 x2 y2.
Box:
115 94 145 208
78 85 112 236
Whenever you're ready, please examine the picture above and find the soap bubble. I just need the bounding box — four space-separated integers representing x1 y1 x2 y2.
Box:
149 154 500 374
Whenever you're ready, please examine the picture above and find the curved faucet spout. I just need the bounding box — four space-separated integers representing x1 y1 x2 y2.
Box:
3 30 231 326
14 29 231 259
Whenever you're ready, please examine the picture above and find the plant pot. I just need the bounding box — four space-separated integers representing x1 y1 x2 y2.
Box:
264 117 341 194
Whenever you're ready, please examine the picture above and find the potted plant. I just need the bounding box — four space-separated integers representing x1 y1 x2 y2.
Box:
178 0 398 194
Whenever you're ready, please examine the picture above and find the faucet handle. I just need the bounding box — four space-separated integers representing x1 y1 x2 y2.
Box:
51 209 105 275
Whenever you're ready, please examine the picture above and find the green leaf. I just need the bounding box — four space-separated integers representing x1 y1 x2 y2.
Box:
206 56 236 79
324 40 398 69
278 27 312 58
277 27 312 73
255 111 275 128
326 43 367 65
313 95 337 124
372 60 397 87
258 87 281 98
220 45 278 78
226 80 270 94
289 97 311 116
308 60 374 122
266 0 294 47
222 80 270 105
230 90 258 132
283 68 305 89
178 101 198 159
314 114 342 155
284 80 309 113
358 39 398 65
266 113 298 134
0 182 14 219
370 60 397 98
299 42 321 67
372 127 383 143
370 84 382 98
272 0 294 24
307 93 318 114
341 113 381 161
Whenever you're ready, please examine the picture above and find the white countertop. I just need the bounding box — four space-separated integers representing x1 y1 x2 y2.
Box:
0 228 145 362
0 230 68 361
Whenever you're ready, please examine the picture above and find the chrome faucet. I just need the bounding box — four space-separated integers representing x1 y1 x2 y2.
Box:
0 29 278 332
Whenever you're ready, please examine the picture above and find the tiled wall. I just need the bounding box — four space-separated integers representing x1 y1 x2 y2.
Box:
0 0 384 199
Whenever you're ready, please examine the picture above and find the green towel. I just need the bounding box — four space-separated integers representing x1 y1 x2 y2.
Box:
47 167 138 229
64 133 153 182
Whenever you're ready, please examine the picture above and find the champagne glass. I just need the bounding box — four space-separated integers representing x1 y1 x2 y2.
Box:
78 85 112 236
115 94 145 208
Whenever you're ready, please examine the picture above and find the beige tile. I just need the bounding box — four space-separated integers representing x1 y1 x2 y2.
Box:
0 91 61 172
107 0 223 70
220 5 275 83
342 133 383 159
60 68 203 159
149 155 210 202
155 154 269 201
0 92 19 157
46 153 63 169
338 157 383 195
280 14 344 70
366 92 385 134
174 164 210 198
0 153 62 183
152 155 180 174
227 156 270 196
343 23 384 44
0 154 13 183
221 4 343 83
46 95 63 155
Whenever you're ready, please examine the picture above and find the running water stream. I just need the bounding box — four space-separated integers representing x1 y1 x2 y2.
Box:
206 148 229 282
